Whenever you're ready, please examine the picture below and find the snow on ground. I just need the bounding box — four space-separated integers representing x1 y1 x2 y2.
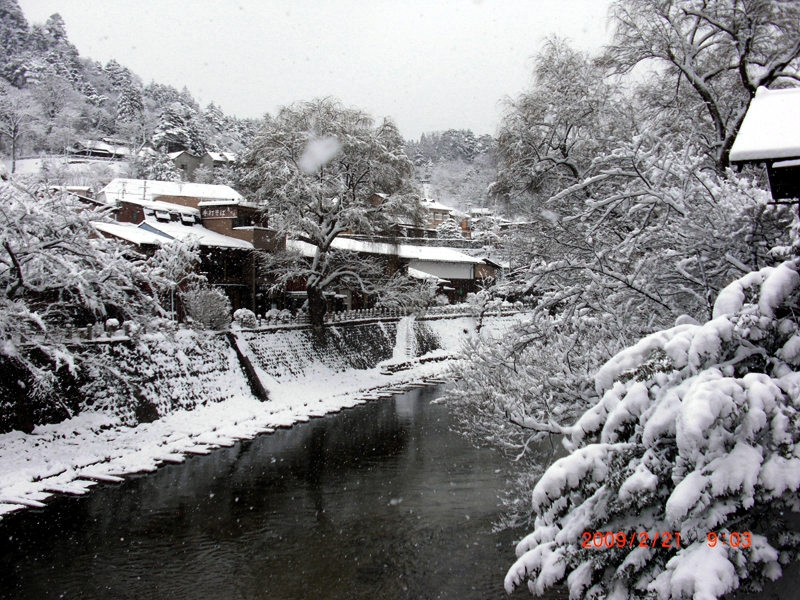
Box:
0 314 521 520
3 157 130 177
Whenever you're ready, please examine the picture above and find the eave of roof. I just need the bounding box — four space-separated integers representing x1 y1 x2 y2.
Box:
729 86 800 163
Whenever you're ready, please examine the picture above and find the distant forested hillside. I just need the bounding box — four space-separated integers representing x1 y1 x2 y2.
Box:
405 129 497 213
0 0 499 205
0 0 257 175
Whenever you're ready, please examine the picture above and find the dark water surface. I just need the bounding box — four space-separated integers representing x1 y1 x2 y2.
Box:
0 386 546 600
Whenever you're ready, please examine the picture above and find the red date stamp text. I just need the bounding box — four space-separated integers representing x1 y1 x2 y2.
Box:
581 531 753 549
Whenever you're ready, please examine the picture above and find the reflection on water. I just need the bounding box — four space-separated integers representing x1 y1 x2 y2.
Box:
0 386 559 599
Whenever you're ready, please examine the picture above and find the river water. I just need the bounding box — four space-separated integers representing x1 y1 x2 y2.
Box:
0 385 559 599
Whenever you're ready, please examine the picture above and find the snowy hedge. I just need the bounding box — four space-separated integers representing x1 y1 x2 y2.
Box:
506 261 800 599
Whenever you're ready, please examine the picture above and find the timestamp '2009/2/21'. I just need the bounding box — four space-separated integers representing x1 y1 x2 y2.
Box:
581 531 753 550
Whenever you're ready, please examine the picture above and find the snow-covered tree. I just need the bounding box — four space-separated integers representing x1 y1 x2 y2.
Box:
492 37 627 215
28 74 82 153
0 85 38 172
182 286 231 330
0 178 161 415
406 128 492 165
147 238 205 319
448 142 791 408
436 218 463 240
445 77 793 545
142 81 182 109
427 153 497 213
131 150 181 182
0 0 30 86
115 83 144 125
192 165 213 184
238 98 423 327
103 59 132 90
504 260 800 599
152 100 206 155
146 237 233 328
608 0 800 170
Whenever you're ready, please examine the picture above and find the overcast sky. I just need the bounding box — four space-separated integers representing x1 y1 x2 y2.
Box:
17 0 613 140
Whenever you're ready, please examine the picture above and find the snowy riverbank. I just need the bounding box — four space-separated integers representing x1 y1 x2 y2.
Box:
0 315 520 520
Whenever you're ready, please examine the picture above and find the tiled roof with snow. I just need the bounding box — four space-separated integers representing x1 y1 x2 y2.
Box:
100 179 243 204
729 87 800 162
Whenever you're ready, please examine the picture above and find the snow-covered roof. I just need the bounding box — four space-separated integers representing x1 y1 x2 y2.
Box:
118 197 200 217
470 208 493 216
205 151 236 162
91 221 170 246
92 219 253 249
422 198 455 213
99 179 243 205
167 150 198 159
729 87 800 162
142 219 253 249
394 243 480 263
407 267 449 283
774 158 800 169
197 199 259 208
71 139 130 156
287 237 482 264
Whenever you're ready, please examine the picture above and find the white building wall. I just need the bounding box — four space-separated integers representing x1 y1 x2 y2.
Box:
408 260 473 280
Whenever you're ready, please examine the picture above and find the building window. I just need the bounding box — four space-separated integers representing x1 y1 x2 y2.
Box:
232 216 254 228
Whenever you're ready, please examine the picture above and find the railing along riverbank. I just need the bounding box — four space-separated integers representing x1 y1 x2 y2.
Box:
13 300 535 346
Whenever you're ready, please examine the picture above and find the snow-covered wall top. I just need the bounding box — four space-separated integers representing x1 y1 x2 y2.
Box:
729 86 800 162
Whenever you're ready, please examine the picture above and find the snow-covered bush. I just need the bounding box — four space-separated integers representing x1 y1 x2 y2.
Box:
505 261 800 598
465 290 504 328
233 308 257 328
104 318 120 335
436 218 463 240
182 286 231 331
433 293 450 306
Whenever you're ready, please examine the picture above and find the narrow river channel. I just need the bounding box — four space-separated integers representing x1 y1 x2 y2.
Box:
0 385 561 599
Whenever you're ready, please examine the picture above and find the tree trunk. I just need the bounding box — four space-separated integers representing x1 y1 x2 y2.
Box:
307 285 327 329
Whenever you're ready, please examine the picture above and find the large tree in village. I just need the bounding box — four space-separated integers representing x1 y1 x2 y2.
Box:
444 1 800 598
237 98 423 327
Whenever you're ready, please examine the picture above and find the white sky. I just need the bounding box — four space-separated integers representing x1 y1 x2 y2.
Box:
17 0 613 140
